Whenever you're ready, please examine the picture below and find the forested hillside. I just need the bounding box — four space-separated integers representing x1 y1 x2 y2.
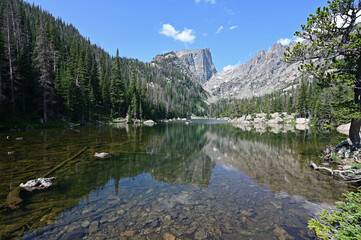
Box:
211 78 355 126
0 0 208 125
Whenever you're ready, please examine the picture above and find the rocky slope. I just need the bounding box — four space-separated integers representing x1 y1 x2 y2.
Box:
203 43 301 101
153 43 301 102
152 48 217 84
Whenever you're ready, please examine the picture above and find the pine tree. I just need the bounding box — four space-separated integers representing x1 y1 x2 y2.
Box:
284 0 361 146
296 77 309 117
34 14 54 123
110 49 125 118
1 0 17 104
130 94 137 119
100 53 110 108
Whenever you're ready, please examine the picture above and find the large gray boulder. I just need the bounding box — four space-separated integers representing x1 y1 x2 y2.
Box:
143 120 155 127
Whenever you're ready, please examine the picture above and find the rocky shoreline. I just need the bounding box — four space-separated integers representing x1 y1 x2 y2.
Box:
227 112 308 125
224 112 311 132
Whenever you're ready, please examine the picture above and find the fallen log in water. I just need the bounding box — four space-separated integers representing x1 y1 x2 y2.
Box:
310 162 361 183
1 147 89 210
42 147 88 178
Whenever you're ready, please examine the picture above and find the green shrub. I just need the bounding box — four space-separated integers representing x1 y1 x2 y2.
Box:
308 191 361 240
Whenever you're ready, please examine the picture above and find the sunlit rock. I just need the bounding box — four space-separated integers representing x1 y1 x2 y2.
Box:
336 123 350 135
143 120 155 127
94 152 110 159
19 177 56 191
295 118 310 125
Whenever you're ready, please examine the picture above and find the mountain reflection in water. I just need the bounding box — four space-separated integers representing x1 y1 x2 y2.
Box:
0 122 349 239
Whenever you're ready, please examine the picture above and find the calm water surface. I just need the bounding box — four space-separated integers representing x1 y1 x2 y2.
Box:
0 121 351 239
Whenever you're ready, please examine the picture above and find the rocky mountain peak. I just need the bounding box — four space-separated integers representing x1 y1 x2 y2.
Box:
175 48 217 84
203 43 301 101
152 43 301 102
152 48 217 84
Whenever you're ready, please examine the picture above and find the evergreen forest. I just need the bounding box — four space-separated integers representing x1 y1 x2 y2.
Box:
0 0 357 129
0 0 208 126
210 78 356 127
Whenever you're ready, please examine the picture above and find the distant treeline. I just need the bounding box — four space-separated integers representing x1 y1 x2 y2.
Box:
210 78 356 126
0 0 208 124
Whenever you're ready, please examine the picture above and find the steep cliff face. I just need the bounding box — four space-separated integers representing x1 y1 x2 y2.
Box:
175 48 217 84
152 48 217 84
203 43 301 101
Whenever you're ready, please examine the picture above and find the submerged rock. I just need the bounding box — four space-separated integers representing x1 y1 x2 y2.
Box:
163 233 176 240
19 177 56 191
94 152 110 159
89 221 99 235
81 220 90 228
61 228 84 240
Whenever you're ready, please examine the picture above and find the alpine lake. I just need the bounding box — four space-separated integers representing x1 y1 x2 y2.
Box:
0 120 353 239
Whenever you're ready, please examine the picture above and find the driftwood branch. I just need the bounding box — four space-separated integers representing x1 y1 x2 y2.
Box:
310 162 361 182
42 147 88 178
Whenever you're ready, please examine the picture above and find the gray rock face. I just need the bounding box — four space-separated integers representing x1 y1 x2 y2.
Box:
175 48 217 84
152 48 217 84
153 44 301 102
203 43 301 101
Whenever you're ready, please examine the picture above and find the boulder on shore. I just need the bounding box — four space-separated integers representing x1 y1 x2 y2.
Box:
143 120 155 127
336 123 351 136
295 118 309 125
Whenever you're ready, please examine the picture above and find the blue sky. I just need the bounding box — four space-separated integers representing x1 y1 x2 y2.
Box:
25 0 328 72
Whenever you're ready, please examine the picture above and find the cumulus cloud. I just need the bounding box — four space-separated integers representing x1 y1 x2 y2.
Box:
160 23 196 44
277 36 304 46
229 25 238 30
216 25 224 34
195 0 216 4
160 24 178 37
277 38 293 46
293 36 304 43
223 61 241 71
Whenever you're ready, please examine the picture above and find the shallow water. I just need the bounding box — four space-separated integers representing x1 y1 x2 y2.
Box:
0 122 350 239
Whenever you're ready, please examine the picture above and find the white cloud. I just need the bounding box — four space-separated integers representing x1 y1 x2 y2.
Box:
195 0 216 4
294 36 304 43
223 61 241 72
229 25 238 30
175 28 196 43
160 24 178 37
277 36 304 46
216 25 224 34
277 38 292 46
160 23 196 44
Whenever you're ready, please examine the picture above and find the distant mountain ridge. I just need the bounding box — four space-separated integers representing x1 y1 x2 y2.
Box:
204 43 301 101
154 44 301 102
